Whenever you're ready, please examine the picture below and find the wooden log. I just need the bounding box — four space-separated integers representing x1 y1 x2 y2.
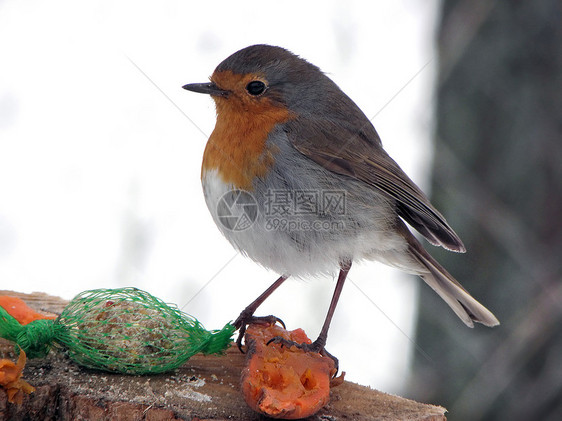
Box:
0 291 446 420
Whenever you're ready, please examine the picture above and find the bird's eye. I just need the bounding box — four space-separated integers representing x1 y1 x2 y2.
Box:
246 80 266 96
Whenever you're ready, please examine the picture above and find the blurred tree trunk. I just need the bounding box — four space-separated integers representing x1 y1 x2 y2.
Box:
410 1 562 420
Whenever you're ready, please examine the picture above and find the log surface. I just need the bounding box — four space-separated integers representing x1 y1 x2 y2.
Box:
0 291 446 420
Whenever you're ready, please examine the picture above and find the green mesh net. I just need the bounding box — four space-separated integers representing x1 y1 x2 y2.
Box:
0 288 235 374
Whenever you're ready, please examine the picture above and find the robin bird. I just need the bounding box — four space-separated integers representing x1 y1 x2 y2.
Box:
183 44 499 356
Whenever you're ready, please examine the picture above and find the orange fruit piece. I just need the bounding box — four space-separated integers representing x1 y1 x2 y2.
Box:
0 295 56 325
0 349 35 405
241 323 337 419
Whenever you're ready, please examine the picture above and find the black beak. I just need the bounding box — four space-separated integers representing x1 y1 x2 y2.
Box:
182 82 229 97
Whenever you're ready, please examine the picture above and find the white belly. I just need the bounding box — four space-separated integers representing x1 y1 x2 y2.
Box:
201 169 408 277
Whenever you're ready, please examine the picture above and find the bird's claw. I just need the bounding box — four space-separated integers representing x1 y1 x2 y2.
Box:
265 336 340 376
233 312 285 353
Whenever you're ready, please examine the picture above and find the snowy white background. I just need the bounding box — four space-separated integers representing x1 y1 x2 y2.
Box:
0 0 438 393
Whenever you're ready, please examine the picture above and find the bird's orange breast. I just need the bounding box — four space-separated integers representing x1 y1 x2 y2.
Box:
201 70 294 190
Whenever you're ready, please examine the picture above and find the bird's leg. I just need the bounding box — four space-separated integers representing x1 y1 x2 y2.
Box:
234 275 289 352
267 260 352 371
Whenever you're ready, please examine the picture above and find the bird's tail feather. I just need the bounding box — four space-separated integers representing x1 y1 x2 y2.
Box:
407 236 499 328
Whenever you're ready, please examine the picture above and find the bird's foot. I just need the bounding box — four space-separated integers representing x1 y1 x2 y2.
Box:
234 309 285 353
266 336 339 375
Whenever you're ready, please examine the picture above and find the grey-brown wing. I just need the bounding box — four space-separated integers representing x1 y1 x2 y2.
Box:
286 118 466 252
